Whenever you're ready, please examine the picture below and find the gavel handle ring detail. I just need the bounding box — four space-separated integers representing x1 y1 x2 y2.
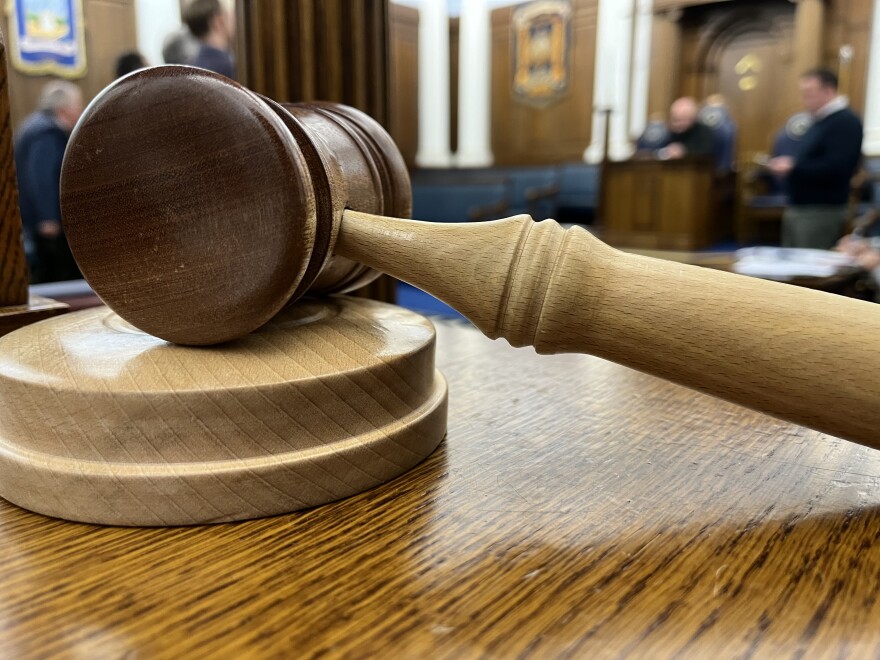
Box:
338 209 880 448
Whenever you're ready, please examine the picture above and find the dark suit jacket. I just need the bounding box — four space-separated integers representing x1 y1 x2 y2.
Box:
788 107 863 206
13 110 68 239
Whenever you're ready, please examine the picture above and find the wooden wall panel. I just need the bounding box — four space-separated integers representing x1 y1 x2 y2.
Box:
237 0 396 303
237 0 389 125
389 2 418 167
490 1 598 166
2 0 137 130
825 0 874 116
0 30 26 306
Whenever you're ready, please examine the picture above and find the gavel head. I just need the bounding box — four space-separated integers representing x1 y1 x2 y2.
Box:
60 65 411 345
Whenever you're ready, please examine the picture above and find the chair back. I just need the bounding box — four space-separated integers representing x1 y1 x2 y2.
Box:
411 171 509 223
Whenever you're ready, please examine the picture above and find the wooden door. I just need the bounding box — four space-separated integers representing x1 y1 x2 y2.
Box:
717 32 793 157
679 1 795 159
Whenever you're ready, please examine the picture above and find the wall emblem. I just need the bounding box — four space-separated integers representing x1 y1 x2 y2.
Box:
512 0 571 107
735 54 762 92
7 0 87 78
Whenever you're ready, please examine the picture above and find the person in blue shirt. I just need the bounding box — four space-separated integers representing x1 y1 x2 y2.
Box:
183 0 235 80
14 81 83 282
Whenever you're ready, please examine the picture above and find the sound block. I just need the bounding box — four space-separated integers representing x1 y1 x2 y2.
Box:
0 297 447 526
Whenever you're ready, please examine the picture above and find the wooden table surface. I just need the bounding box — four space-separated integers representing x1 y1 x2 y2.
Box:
1 314 879 658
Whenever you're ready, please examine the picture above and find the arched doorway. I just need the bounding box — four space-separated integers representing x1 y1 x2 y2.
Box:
679 0 796 159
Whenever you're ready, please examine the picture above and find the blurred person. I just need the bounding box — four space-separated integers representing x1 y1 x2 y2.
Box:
635 113 670 153
14 80 83 282
700 93 738 172
162 27 199 65
656 97 715 160
183 0 235 79
838 227 880 299
769 68 863 249
115 50 148 78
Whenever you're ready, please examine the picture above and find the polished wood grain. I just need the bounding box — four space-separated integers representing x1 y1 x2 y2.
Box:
337 209 880 449
600 158 717 250
62 67 319 345
61 67 412 345
0 28 28 307
0 297 446 525
388 4 419 172
0 318 878 657
236 0 397 305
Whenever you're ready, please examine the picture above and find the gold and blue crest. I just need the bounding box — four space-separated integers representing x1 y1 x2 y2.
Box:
512 0 571 108
7 0 86 78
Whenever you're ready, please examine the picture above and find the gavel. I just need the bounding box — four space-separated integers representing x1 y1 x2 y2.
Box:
61 66 880 448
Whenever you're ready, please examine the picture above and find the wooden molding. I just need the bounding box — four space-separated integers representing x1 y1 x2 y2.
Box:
0 28 28 307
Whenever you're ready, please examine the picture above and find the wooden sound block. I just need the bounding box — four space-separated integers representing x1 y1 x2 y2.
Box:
0 297 447 526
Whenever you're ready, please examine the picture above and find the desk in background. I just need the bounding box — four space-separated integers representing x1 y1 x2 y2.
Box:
622 247 873 300
600 157 733 251
0 318 878 656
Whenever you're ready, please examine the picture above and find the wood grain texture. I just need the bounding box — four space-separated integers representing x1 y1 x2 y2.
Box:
0 28 28 306
337 209 880 449
0 297 446 525
0 318 878 656
389 2 419 167
236 0 396 305
600 158 717 250
0 295 67 337
61 69 410 344
61 67 319 345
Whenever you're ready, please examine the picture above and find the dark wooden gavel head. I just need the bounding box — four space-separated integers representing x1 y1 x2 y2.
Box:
61 65 411 345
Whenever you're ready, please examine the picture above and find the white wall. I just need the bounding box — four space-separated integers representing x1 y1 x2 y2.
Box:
863 0 880 155
135 0 183 67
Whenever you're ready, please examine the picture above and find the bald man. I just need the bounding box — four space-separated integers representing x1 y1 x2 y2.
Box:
14 80 83 282
658 97 715 160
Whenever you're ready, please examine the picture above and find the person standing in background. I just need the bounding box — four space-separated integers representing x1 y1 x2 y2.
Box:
769 68 863 249
14 81 83 283
183 0 235 79
114 51 148 78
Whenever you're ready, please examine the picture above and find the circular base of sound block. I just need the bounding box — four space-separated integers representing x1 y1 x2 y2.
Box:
0 297 447 526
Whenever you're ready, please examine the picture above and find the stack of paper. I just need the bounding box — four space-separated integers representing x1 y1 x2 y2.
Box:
732 247 857 280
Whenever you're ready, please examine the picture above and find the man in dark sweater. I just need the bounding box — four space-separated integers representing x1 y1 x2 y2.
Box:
769 68 863 249
184 0 235 80
14 81 83 282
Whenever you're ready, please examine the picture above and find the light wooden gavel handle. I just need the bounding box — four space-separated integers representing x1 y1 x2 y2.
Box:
338 210 880 448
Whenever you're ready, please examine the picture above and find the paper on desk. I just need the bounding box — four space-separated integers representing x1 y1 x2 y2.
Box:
732 247 857 280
